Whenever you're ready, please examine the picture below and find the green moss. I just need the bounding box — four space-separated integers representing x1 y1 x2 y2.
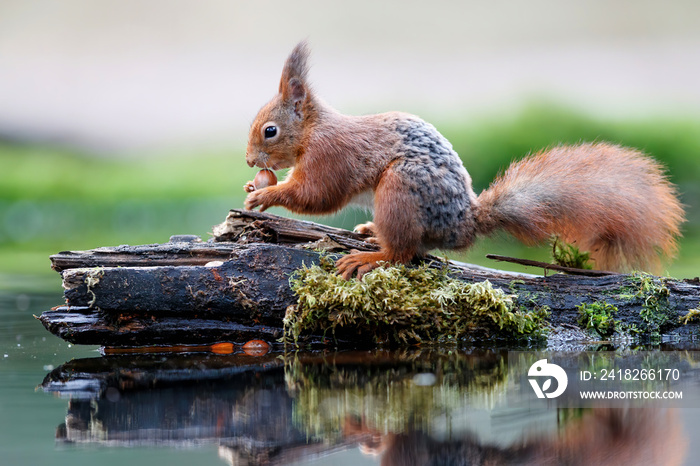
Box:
84 267 105 308
508 279 526 293
579 272 677 338
577 301 619 339
679 308 700 325
633 273 672 334
550 236 593 270
285 258 549 345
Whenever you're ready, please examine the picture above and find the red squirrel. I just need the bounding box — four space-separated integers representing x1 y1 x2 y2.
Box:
244 42 685 279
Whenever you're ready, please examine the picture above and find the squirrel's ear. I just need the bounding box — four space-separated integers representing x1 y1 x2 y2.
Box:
279 41 310 108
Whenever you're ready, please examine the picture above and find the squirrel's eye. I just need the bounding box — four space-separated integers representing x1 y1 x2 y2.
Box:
264 126 277 139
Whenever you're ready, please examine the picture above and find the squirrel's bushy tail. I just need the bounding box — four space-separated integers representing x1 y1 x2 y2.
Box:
474 143 685 272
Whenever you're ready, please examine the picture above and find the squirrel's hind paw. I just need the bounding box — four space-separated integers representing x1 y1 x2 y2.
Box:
336 251 388 280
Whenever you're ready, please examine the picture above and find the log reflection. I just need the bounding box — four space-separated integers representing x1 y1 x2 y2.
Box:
41 349 687 465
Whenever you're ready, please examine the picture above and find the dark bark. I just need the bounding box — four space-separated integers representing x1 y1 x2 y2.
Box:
38 209 700 346
38 306 286 347
50 209 375 272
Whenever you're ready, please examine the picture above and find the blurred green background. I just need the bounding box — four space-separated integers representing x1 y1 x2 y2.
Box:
2 103 698 283
1 0 699 287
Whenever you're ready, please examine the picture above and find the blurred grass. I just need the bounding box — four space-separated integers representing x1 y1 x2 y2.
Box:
1 102 699 286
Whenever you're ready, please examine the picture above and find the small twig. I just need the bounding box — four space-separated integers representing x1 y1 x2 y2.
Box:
485 254 619 277
324 233 380 251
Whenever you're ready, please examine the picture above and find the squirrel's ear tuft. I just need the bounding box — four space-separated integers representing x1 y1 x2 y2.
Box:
280 41 310 101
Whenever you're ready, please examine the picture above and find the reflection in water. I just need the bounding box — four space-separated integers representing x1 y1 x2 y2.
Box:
349 408 686 466
41 349 688 465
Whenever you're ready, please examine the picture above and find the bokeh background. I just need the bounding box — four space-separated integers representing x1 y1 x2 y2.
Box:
2 0 700 286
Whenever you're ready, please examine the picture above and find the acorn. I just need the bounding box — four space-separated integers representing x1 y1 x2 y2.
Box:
254 169 277 190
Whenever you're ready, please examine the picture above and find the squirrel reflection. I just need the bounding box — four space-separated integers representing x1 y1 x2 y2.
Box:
345 408 687 466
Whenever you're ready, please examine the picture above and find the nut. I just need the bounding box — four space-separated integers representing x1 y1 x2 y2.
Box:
254 169 277 189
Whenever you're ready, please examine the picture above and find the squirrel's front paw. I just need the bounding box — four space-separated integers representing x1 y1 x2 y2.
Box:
244 189 269 211
353 221 375 236
243 181 256 193
353 221 379 244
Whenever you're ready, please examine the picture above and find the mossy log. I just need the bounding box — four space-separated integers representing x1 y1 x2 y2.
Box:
39 209 700 346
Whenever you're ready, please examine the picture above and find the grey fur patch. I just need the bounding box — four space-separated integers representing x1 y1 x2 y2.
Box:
392 118 476 249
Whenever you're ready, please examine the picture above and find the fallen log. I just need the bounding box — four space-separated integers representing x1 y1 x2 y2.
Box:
38 209 700 347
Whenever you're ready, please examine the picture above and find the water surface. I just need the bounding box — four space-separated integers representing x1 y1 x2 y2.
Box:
2 289 700 466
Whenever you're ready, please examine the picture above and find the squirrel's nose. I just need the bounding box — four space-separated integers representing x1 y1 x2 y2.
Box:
245 153 255 167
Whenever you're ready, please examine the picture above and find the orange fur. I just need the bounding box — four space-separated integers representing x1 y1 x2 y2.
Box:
475 143 685 272
336 165 423 279
245 42 686 278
